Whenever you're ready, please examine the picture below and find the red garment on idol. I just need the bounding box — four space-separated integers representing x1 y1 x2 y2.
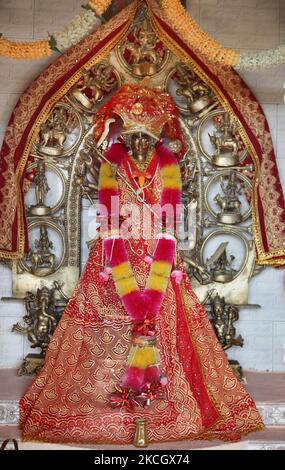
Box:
20 151 264 444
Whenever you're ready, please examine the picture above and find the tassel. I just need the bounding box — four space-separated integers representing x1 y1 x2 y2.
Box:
99 271 109 282
171 269 183 284
104 266 112 275
144 365 161 384
160 375 168 387
122 367 145 392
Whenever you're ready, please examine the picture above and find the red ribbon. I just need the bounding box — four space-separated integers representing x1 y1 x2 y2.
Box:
137 382 165 407
133 319 157 337
110 386 139 411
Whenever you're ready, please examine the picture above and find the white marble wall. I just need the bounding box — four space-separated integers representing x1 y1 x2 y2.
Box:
0 0 285 370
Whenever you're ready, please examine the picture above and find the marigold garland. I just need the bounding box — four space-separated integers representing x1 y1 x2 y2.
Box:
161 0 239 67
0 36 51 60
0 0 284 69
88 0 112 17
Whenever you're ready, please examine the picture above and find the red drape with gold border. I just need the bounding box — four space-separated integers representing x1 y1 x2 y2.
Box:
0 0 285 265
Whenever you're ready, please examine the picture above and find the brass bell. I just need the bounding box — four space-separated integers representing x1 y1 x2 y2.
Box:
133 418 148 448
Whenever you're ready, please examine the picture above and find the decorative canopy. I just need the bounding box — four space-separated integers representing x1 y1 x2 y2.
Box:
0 0 284 265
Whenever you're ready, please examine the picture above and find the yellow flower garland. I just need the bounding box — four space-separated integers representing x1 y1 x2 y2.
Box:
0 0 283 69
0 0 110 61
88 0 112 16
161 0 239 67
0 36 51 60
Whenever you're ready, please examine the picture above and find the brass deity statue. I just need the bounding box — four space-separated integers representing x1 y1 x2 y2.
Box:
175 64 213 114
214 171 242 224
207 241 237 283
209 113 239 167
12 282 68 374
70 63 117 112
24 287 57 355
75 145 100 202
30 161 51 216
210 293 244 351
27 225 56 276
37 107 70 156
121 18 164 76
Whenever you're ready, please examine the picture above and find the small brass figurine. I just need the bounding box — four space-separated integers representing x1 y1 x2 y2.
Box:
182 254 212 284
133 418 148 447
121 18 164 76
70 63 117 112
12 282 68 375
210 293 244 351
37 107 70 156
27 225 56 276
75 145 100 201
209 113 239 167
207 242 237 283
175 64 213 114
30 161 51 216
214 171 242 224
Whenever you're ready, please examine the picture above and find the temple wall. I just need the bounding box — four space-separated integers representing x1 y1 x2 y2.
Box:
0 0 285 371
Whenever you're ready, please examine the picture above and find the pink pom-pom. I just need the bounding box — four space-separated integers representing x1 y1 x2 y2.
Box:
104 266 112 275
122 367 145 392
144 255 153 265
171 269 183 284
144 366 161 385
160 375 168 387
99 271 109 282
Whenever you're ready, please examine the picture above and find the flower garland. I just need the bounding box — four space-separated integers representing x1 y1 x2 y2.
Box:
161 0 239 67
98 141 182 402
0 0 284 70
0 1 105 60
0 36 51 60
89 0 113 17
50 8 100 52
236 45 285 70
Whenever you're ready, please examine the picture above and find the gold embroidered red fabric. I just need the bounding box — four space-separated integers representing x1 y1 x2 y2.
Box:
20 154 264 444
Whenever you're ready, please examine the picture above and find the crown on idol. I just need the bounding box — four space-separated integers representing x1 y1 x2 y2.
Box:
94 82 182 144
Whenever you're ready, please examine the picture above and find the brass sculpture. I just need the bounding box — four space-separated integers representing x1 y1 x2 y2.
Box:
209 113 240 166
27 225 56 276
37 107 70 156
214 171 242 224
29 161 51 216
23 287 57 354
12 282 68 375
70 63 117 112
75 140 100 202
120 18 165 76
210 293 244 351
133 418 148 447
206 242 237 283
182 253 212 284
174 64 213 114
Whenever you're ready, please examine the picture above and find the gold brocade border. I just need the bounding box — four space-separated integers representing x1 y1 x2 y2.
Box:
0 4 138 260
148 2 285 266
